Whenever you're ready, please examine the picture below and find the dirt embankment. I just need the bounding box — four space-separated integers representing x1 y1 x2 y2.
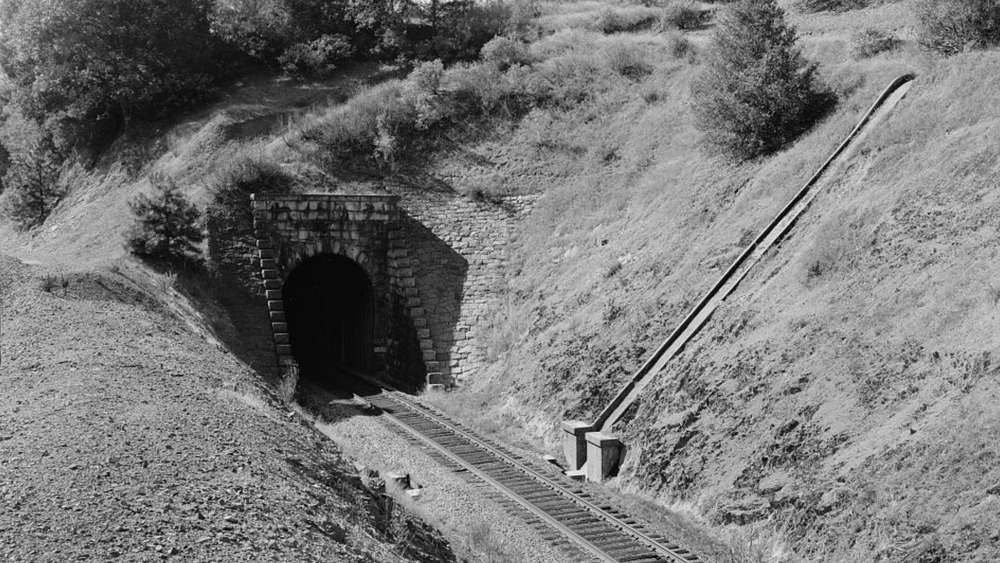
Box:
0 255 455 563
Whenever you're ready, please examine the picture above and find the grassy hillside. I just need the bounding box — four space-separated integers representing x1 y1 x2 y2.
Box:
2 0 997 561
443 3 1000 563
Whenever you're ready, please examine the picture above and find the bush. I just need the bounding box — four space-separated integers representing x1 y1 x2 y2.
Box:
915 0 1000 55
850 28 901 58
209 0 294 60
593 7 661 33
408 0 516 62
209 156 294 215
481 36 535 70
1 134 64 229
279 34 355 76
446 62 544 118
793 0 869 13
126 178 204 265
602 40 653 79
691 0 832 160
304 81 415 170
665 30 695 59
660 1 705 30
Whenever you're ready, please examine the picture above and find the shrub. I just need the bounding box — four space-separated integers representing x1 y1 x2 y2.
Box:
660 1 705 30
1 134 64 229
793 0 869 13
593 7 661 33
691 0 832 160
278 358 300 403
305 81 415 170
665 30 694 59
481 36 535 70
850 28 901 58
404 60 447 129
279 34 355 76
209 0 294 60
602 40 653 79
208 156 293 225
447 62 546 118
915 0 1000 55
126 178 204 265
410 0 517 62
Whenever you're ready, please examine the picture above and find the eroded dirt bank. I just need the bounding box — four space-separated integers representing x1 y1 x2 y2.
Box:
0 255 455 563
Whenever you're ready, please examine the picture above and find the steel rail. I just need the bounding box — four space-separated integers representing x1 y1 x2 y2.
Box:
374 390 701 563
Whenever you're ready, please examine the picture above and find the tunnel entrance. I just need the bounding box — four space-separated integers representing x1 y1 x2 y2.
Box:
283 254 374 383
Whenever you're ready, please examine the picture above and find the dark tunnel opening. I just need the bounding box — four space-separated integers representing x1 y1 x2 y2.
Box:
283 254 373 385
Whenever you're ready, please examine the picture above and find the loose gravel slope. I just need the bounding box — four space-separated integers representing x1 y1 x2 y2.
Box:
0 255 454 563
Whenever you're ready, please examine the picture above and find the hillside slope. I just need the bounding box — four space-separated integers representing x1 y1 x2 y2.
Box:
621 54 1000 561
457 11 1000 563
0 256 455 562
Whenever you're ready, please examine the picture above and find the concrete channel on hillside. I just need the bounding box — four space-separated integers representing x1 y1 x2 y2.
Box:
561 74 916 481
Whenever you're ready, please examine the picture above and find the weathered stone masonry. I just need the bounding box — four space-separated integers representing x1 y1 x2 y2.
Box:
250 192 536 387
401 194 536 383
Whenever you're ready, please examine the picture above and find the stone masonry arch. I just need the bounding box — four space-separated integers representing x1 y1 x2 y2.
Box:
249 192 538 391
250 194 428 390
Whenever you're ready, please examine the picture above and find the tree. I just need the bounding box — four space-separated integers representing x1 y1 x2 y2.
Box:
691 0 831 161
126 179 204 265
1 134 64 229
915 0 1000 55
0 0 220 150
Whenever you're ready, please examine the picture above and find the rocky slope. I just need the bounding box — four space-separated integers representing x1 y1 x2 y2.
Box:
0 255 455 562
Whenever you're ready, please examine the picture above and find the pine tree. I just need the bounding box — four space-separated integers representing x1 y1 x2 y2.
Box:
126 179 204 265
691 0 831 161
1 135 64 229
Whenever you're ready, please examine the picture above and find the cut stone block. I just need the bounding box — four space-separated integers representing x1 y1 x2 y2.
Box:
261 269 279 280
426 383 446 393
585 431 623 483
263 279 281 290
427 372 445 385
269 311 286 322
273 333 290 344
561 420 594 472
267 300 284 311
275 344 292 356
565 470 586 482
265 289 282 300
260 259 277 269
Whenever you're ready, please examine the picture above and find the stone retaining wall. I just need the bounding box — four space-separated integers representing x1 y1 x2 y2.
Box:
400 194 537 383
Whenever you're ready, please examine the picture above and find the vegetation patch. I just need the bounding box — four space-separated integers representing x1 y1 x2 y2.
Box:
691 0 834 160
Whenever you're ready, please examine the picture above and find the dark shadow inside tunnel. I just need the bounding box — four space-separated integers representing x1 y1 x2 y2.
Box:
284 254 373 385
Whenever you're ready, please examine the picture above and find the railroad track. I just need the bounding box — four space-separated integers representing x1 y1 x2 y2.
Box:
366 389 702 563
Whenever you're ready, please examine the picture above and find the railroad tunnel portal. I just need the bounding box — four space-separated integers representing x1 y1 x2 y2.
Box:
283 254 374 382
251 194 429 391
250 192 536 391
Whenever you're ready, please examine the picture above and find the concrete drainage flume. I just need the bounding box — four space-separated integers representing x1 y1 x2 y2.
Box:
562 74 917 482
